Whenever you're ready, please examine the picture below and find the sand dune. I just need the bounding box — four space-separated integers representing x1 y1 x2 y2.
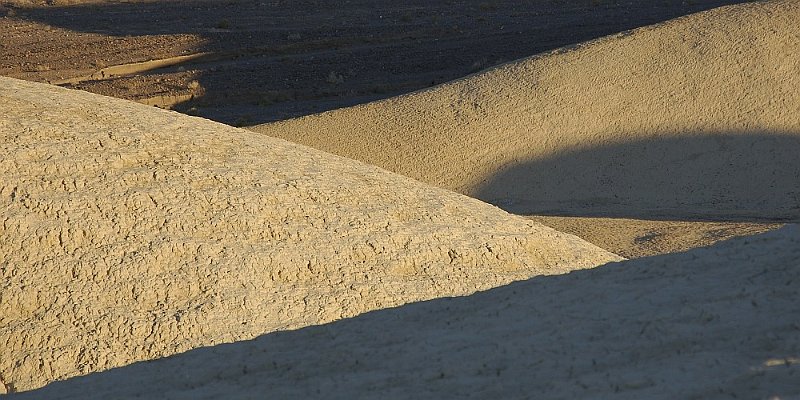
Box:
12 226 800 399
0 77 620 393
3 1 797 397
250 0 800 220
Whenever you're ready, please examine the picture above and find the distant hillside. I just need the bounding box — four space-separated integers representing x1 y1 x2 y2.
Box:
251 0 800 220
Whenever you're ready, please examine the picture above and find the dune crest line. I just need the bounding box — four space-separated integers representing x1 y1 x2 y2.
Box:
251 0 800 220
0 77 620 393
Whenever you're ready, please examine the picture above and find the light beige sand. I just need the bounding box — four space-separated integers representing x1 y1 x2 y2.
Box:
12 226 800 399
3 1 798 396
250 0 800 220
0 77 620 393
530 216 783 259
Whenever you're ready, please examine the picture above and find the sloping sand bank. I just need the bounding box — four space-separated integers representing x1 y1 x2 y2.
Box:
0 77 620 393
13 226 800 399
251 0 800 220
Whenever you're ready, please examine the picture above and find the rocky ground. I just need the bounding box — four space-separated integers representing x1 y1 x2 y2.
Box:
1 0 752 125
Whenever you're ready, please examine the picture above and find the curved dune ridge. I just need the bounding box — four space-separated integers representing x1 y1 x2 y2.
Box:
251 0 800 220
0 77 621 393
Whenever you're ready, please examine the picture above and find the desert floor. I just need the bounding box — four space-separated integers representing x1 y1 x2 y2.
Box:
2 0 755 125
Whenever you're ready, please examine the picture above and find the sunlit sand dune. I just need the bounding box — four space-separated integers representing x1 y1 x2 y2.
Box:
251 0 800 220
13 226 800 399
0 77 620 393
2 0 797 397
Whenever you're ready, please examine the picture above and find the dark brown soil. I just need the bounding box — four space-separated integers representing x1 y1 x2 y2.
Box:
1 0 752 125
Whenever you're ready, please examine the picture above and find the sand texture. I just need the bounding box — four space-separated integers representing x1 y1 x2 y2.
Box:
11 226 800 399
251 0 800 220
0 77 621 393
529 216 782 259
1 0 750 125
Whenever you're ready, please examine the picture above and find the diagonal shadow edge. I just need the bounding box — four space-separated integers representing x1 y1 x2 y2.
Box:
11 225 800 399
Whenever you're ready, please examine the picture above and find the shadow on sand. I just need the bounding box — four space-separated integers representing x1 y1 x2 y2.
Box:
474 131 800 222
6 0 753 124
10 226 800 399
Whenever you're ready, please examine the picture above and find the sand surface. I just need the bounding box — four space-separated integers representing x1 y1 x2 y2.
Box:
2 1 799 397
2 0 787 258
11 226 800 399
0 77 620 393
251 0 800 221
530 216 782 259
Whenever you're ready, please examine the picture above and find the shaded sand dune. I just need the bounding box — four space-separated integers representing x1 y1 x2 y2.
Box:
483 133 800 219
251 0 800 220
2 0 753 125
0 77 620 393
13 226 800 399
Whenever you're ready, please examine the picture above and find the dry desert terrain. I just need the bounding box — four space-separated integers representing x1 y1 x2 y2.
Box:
1 0 798 398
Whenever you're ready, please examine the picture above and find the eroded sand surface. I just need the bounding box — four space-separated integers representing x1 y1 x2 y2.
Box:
251 0 800 220
13 226 800 399
0 77 620 393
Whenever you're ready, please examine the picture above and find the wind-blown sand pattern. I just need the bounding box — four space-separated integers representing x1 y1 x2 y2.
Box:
0 77 620 393
12 226 800 399
251 0 800 220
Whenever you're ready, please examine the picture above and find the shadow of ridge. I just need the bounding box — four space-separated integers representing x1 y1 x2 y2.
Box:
13 226 800 399
475 131 800 222
7 0 754 124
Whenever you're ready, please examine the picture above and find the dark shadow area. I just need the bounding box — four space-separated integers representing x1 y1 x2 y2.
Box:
10 226 800 399
2 0 753 125
475 132 800 222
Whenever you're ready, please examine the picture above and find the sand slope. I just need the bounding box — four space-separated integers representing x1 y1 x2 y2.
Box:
12 226 800 399
251 0 800 219
0 77 620 393
528 216 782 259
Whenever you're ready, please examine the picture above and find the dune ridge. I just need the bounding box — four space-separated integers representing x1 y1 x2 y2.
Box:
251 0 800 219
0 77 620 393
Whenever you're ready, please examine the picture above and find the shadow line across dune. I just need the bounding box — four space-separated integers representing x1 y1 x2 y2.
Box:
11 227 800 399
473 131 800 222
